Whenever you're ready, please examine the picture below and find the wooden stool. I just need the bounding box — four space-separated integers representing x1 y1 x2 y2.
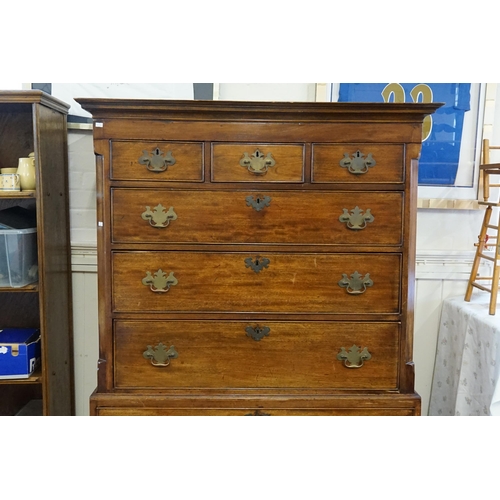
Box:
465 139 500 314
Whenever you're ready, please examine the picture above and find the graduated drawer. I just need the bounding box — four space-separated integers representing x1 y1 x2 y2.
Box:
312 144 404 184
114 320 400 390
110 141 204 181
112 252 401 314
212 143 304 182
112 189 403 246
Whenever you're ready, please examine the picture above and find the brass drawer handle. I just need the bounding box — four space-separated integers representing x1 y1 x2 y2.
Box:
138 147 176 172
246 194 271 212
339 206 374 230
142 269 178 293
142 204 178 228
245 410 271 416
338 271 373 294
245 256 270 274
245 325 270 341
339 150 376 175
143 343 178 367
240 149 276 175
337 345 372 369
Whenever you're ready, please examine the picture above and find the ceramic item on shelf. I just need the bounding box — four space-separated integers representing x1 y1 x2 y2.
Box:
0 168 18 174
17 152 36 191
0 173 21 191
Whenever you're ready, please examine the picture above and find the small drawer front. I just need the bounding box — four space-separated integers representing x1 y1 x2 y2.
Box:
110 141 204 181
312 144 404 184
212 143 304 182
112 189 403 246
114 320 399 390
112 251 401 314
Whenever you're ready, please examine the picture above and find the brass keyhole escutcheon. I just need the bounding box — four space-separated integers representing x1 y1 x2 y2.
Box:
245 256 270 274
246 195 272 212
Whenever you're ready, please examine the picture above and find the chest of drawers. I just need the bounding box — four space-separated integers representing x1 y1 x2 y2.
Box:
77 98 439 416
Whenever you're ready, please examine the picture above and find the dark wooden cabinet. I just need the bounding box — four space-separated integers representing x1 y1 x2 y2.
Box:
77 98 439 416
0 91 74 416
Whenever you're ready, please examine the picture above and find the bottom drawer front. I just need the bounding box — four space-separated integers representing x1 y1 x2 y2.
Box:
97 408 415 416
114 321 399 390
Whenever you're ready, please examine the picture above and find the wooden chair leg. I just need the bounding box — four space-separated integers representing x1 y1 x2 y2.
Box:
465 206 492 302
490 213 500 315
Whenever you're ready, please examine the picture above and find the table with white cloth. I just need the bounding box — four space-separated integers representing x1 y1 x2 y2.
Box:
429 293 500 416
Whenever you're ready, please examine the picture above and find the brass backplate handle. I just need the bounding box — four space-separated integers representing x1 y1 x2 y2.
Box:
240 149 276 175
339 206 374 230
338 271 373 295
142 269 178 293
339 150 376 175
337 345 372 368
143 343 178 367
142 204 178 228
138 147 176 172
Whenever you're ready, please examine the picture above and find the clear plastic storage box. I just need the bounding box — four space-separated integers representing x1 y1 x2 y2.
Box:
0 228 38 287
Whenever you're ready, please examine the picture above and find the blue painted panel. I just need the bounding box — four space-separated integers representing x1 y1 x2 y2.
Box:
338 83 471 185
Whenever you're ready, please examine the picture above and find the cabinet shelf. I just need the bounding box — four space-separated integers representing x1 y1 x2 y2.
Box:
0 367 42 385
0 283 38 292
0 192 36 199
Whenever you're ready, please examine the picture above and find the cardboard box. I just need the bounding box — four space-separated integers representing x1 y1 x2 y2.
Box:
0 328 41 379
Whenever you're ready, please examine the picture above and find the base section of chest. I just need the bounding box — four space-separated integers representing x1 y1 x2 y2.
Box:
89 392 421 416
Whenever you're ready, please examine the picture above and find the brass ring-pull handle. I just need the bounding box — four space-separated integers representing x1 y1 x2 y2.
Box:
245 256 270 274
240 149 276 175
339 207 374 230
337 345 372 368
339 150 376 175
138 147 176 172
338 271 373 295
246 195 272 212
143 343 178 367
142 204 178 228
245 325 270 341
142 269 178 293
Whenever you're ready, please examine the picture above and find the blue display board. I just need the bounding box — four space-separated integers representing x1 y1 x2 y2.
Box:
338 83 471 185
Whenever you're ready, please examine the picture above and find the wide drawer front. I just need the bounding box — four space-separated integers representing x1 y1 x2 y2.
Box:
212 143 304 182
112 189 404 246
114 320 399 390
110 141 204 181
312 144 404 184
112 252 401 314
97 407 416 416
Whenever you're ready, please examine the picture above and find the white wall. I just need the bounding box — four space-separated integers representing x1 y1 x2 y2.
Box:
68 83 500 416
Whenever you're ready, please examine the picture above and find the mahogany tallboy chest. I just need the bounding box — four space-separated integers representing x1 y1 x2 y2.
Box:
77 98 440 416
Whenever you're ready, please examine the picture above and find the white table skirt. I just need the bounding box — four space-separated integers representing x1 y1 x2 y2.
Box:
429 293 500 416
